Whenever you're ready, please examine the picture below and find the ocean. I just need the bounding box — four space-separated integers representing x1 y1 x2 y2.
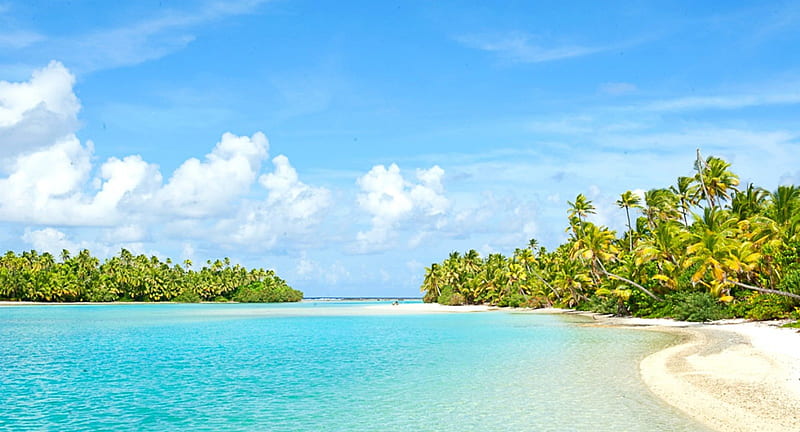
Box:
0 302 709 431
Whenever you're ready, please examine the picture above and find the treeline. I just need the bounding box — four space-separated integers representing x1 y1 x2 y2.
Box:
421 153 800 322
0 249 302 303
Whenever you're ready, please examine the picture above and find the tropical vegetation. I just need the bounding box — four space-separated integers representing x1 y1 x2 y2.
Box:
421 152 800 322
0 248 302 303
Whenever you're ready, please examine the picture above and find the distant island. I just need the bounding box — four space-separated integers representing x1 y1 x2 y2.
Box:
420 152 800 324
0 249 302 303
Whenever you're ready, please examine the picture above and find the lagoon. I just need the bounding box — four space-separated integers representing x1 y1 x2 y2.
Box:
0 302 709 431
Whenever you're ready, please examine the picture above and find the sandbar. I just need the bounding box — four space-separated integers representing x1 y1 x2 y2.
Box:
613 317 800 432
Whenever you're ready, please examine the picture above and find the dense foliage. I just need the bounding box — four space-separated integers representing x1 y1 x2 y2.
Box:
421 153 800 322
0 249 302 303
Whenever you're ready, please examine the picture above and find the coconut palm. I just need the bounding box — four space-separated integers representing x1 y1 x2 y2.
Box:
768 185 799 226
694 155 740 209
567 194 596 239
616 190 642 251
730 183 768 220
671 176 699 225
643 188 680 228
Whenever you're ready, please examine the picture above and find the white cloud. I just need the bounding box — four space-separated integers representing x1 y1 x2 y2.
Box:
102 225 147 243
218 154 331 248
22 227 78 254
599 82 637 95
1 62 333 257
640 91 800 112
0 30 44 49
0 136 92 223
156 132 268 218
0 61 79 160
456 32 609 63
293 252 350 285
295 252 316 277
355 163 448 250
42 0 270 73
95 155 162 215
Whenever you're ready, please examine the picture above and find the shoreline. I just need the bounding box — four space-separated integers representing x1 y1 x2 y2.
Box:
586 314 800 432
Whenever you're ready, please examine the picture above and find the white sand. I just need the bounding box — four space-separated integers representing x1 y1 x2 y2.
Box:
528 309 800 431
632 320 800 432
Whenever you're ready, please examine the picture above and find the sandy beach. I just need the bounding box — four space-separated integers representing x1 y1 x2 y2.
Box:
607 317 800 432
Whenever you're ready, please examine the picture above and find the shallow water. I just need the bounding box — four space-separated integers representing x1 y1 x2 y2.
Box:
0 302 709 431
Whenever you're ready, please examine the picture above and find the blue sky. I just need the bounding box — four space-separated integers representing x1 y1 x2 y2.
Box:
1 0 800 296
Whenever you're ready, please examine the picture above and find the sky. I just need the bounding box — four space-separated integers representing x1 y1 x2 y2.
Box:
1 0 800 297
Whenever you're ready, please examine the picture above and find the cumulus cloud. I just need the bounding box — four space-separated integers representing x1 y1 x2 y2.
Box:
0 136 92 223
0 62 332 256
355 163 448 250
156 132 268 217
0 61 79 161
217 154 332 248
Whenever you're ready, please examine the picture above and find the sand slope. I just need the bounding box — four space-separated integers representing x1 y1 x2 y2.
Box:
638 322 800 432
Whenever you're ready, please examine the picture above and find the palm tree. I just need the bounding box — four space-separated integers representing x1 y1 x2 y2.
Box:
731 183 769 220
634 221 687 291
567 194 596 238
694 154 740 209
551 259 591 307
642 188 680 228
671 176 698 225
616 190 642 251
768 185 799 225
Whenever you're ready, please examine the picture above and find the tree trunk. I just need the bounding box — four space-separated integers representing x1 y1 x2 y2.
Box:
726 279 800 301
625 207 633 252
596 259 662 301
695 148 715 209
530 268 560 301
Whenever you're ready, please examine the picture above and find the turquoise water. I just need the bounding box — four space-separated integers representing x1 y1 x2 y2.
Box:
0 302 708 431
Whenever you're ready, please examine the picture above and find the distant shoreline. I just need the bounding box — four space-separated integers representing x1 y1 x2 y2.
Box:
0 298 422 306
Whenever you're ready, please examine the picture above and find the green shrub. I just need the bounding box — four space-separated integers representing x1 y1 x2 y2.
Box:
665 290 732 322
172 289 201 303
777 269 800 296
633 290 731 322
497 293 526 308
730 293 794 320
232 281 303 303
437 286 466 305
580 295 623 315
627 289 661 317
449 292 466 305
